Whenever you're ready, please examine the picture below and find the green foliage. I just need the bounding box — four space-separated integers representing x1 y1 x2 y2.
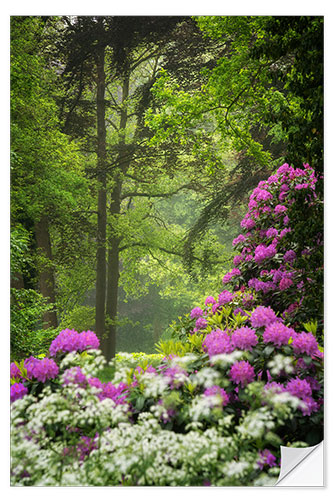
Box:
10 225 58 360
155 339 188 357
59 305 96 333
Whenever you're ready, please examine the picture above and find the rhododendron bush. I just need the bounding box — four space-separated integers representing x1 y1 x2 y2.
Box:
10 164 324 486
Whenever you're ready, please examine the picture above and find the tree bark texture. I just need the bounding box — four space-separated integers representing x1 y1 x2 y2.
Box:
104 75 130 360
105 183 121 360
34 215 58 328
95 42 108 350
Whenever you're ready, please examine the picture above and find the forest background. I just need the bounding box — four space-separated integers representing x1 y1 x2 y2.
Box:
8 13 325 363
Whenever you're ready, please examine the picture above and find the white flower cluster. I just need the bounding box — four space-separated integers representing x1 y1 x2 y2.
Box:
268 354 294 376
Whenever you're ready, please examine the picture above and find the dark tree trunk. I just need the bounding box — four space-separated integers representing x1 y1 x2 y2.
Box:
95 40 108 350
103 75 130 360
34 215 58 328
105 183 121 360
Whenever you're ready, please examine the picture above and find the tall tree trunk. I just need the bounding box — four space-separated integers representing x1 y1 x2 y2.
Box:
35 215 57 328
104 75 130 360
105 180 121 360
95 40 108 351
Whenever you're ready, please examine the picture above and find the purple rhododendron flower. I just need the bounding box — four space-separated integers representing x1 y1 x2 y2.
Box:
233 254 243 266
49 329 99 356
202 329 233 357
263 321 295 347
77 331 100 351
257 449 277 470
284 249 296 263
10 382 28 403
250 306 277 328
204 296 216 306
10 362 21 379
26 358 59 383
212 303 220 314
204 385 229 407
301 396 319 416
240 217 256 230
218 290 234 305
280 227 292 239
274 204 287 215
254 244 277 264
100 382 129 404
286 377 312 399
231 326 258 351
292 332 318 356
88 377 104 390
232 234 246 246
266 227 279 238
222 268 241 284
277 163 290 176
229 360 255 387
267 175 278 184
279 277 293 291
255 189 273 202
190 306 204 319
195 317 207 330
24 356 40 379
295 183 310 190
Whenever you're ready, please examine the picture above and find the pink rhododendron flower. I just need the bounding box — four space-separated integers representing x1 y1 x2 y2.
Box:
202 329 233 356
204 296 216 306
231 326 258 350
292 332 318 356
11 382 28 403
218 290 234 305
250 306 277 328
195 317 207 330
263 321 295 347
229 360 255 387
257 449 277 469
190 307 204 319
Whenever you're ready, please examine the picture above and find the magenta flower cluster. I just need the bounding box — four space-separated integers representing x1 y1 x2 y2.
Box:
190 307 203 319
204 385 230 407
231 326 258 350
221 163 321 326
257 449 277 470
11 382 28 402
292 332 319 357
49 329 100 357
12 356 59 383
250 306 277 328
263 322 295 347
202 329 233 356
229 360 255 387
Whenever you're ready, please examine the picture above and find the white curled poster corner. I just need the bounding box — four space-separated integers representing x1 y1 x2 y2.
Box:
275 441 324 486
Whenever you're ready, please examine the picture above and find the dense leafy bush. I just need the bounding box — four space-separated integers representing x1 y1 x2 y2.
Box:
10 226 60 360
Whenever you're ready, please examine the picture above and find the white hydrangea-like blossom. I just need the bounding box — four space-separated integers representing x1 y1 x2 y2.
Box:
268 354 294 376
192 367 220 388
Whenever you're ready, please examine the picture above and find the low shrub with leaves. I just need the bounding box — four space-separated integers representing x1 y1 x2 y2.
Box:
10 310 323 486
